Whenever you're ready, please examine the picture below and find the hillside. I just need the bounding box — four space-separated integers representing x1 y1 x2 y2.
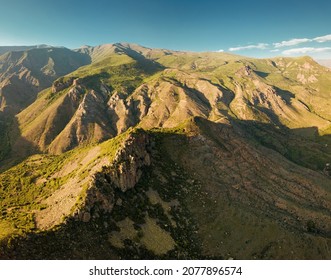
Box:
1 44 331 259
1 120 331 259
12 45 331 156
0 47 90 115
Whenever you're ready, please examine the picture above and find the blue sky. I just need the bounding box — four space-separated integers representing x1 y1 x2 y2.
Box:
0 0 330 58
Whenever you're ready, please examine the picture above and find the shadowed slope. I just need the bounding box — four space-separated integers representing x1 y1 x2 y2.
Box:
0 47 90 115
1 45 331 260
1 119 331 259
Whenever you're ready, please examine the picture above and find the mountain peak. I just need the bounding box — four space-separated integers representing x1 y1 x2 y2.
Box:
1 43 331 260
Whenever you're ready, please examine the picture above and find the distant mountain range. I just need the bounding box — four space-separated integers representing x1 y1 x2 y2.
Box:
0 44 54 56
1 43 331 260
0 46 90 114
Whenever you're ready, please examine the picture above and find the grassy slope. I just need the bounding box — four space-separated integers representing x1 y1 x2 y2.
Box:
0 127 203 259
12 51 163 155
157 118 331 259
0 130 129 241
156 52 331 127
1 119 331 259
12 50 331 159
1 47 331 259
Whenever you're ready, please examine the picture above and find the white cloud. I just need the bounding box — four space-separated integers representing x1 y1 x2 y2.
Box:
273 38 310 48
313 34 331 43
282 47 331 55
229 43 268 52
225 34 331 55
273 34 331 49
217 49 224 52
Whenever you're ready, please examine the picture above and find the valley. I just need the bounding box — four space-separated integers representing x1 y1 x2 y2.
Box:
0 43 331 259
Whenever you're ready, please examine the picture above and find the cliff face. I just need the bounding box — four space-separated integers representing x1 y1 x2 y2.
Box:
1 44 331 260
51 77 76 93
106 132 151 191
16 130 152 231
74 131 151 223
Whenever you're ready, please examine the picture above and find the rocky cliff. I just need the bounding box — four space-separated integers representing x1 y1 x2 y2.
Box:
74 131 151 223
1 44 331 260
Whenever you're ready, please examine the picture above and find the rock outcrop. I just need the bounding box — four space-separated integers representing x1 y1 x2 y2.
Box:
75 131 151 222
106 131 151 191
51 77 75 93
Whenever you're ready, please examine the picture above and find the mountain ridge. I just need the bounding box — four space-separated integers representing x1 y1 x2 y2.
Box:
0 46 90 115
1 43 331 259
0 44 54 56
11 46 331 157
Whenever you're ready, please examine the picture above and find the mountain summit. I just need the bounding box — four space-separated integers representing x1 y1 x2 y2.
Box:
1 43 331 259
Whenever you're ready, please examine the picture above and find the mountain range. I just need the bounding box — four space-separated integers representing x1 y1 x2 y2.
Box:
0 43 331 259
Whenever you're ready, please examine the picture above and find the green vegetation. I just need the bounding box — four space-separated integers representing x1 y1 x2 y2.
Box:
0 118 10 161
0 128 204 259
241 121 331 171
1 44 331 259
0 130 132 240
64 52 161 94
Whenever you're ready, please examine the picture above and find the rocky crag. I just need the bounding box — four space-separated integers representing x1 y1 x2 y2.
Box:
1 44 331 259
